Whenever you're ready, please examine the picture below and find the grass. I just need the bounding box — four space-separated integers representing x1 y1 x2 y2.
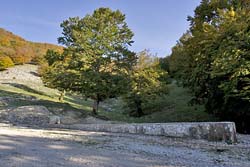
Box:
98 82 216 123
0 75 92 117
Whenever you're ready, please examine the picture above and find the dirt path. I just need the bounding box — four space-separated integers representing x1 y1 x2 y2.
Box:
0 123 249 167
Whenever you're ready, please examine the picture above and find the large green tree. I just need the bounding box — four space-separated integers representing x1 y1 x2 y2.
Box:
169 0 250 133
43 8 136 115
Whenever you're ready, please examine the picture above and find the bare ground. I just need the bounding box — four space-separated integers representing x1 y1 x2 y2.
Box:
0 123 249 167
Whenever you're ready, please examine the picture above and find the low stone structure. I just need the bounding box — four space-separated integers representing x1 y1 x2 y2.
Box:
57 122 237 143
8 105 50 126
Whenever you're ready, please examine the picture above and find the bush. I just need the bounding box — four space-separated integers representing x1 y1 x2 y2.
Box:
0 55 14 70
30 55 46 65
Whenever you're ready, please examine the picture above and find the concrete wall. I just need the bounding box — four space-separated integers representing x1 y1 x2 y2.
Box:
54 122 237 143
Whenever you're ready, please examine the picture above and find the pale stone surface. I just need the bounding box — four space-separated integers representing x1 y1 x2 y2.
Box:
0 64 42 84
55 122 237 143
8 105 50 125
81 116 112 124
60 116 79 124
49 115 61 124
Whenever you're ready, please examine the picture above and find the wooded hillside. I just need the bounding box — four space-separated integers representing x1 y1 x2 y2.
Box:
0 28 63 69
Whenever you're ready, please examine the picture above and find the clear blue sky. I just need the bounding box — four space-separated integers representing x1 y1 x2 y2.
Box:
0 0 201 57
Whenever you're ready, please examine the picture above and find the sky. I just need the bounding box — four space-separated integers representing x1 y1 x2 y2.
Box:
0 0 201 57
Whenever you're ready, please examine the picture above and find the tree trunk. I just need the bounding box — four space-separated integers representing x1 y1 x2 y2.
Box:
59 90 66 102
135 98 143 117
92 99 99 115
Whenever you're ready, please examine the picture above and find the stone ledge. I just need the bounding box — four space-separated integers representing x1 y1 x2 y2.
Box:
51 122 237 143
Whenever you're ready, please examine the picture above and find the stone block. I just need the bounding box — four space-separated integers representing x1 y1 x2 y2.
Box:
67 122 237 143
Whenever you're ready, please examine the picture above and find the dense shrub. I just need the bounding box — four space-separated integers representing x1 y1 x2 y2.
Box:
0 55 14 70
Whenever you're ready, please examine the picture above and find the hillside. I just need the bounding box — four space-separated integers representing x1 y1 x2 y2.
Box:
0 64 113 125
0 28 63 67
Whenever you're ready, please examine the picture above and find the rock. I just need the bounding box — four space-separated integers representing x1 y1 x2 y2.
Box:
8 105 50 126
81 116 109 124
0 101 7 107
49 115 61 124
60 116 80 125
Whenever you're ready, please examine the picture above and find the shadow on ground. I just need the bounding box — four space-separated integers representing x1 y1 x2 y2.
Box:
0 89 86 116
0 126 164 167
2 83 50 97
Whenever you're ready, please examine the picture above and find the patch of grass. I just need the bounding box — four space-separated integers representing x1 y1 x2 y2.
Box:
99 82 216 123
2 83 50 97
0 80 92 117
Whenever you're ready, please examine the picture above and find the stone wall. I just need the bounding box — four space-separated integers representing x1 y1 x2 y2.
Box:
53 122 237 143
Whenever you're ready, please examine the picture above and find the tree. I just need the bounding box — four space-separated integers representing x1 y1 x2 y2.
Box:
169 1 250 133
43 8 136 115
40 50 70 102
168 32 194 81
208 8 250 132
158 56 171 84
124 50 168 117
0 55 14 70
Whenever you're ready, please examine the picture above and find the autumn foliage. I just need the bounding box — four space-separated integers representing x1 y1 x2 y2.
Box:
0 28 63 65
0 55 14 70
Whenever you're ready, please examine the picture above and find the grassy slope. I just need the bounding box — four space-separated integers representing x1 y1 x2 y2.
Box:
0 65 92 117
0 84 91 113
0 65 215 123
99 82 216 123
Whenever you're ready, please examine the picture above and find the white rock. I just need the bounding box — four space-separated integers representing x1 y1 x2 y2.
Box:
49 115 61 124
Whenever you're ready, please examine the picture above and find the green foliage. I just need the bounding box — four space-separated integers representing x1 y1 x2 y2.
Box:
99 82 215 123
123 50 168 117
42 8 136 114
44 49 64 66
30 42 63 64
0 55 14 70
159 56 170 72
168 32 194 81
169 1 250 133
